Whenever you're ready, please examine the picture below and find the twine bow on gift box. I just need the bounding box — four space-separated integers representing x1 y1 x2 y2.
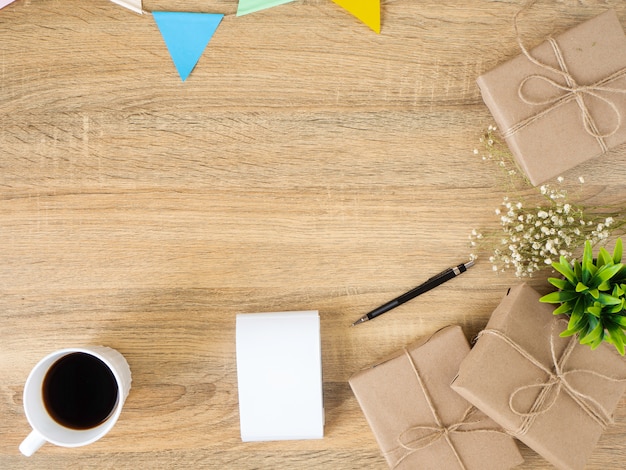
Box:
477 324 626 437
385 349 506 470
502 8 626 153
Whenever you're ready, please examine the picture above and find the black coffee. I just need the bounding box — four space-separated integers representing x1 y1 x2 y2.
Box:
42 352 118 430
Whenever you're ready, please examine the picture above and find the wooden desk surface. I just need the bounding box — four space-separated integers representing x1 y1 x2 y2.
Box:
2 1 625 468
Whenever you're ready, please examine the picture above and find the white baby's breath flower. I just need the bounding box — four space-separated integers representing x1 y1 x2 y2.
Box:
471 127 624 278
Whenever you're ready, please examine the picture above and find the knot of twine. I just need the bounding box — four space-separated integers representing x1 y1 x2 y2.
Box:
502 6 626 152
477 325 626 437
386 349 504 470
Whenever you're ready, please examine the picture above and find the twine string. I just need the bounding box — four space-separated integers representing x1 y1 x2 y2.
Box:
502 3 626 151
477 326 626 436
386 349 504 469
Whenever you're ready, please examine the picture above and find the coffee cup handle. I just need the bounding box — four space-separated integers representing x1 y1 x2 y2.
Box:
19 430 46 457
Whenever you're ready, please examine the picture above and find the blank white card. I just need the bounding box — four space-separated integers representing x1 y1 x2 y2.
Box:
236 310 324 442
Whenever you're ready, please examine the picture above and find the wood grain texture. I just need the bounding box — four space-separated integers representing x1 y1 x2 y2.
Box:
1 0 625 468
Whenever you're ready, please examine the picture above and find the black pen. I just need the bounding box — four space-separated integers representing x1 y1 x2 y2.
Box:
351 260 475 326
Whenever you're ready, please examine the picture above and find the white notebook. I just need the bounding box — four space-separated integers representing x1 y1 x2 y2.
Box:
236 310 324 442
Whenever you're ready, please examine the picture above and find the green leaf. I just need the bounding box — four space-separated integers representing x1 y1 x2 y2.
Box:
610 340 623 356
578 322 592 341
587 305 602 317
559 328 578 338
582 241 593 283
568 306 585 331
589 332 606 350
592 263 623 284
548 277 570 290
580 320 603 345
540 291 579 303
575 282 589 293
606 322 626 355
553 257 577 285
611 315 626 328
574 260 582 280
597 247 612 267
583 240 593 263
597 293 623 306
613 238 623 264
585 260 598 280
569 298 590 328
553 303 573 315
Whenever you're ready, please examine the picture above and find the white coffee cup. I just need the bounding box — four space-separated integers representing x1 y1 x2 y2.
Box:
19 346 132 457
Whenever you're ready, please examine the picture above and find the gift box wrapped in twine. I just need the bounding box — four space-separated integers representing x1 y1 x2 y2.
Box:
350 326 523 470
478 8 626 185
452 284 626 470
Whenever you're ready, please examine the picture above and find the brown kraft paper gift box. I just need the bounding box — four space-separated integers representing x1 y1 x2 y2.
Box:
477 10 626 185
451 284 626 470
349 325 523 470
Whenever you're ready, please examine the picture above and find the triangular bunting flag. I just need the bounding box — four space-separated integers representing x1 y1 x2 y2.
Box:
331 0 380 33
153 12 224 82
110 0 143 14
0 0 17 10
236 0 295 17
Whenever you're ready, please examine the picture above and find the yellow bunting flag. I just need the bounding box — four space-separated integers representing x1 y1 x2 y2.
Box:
331 0 380 33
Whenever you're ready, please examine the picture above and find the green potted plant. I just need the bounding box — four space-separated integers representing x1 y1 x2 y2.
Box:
539 238 626 355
